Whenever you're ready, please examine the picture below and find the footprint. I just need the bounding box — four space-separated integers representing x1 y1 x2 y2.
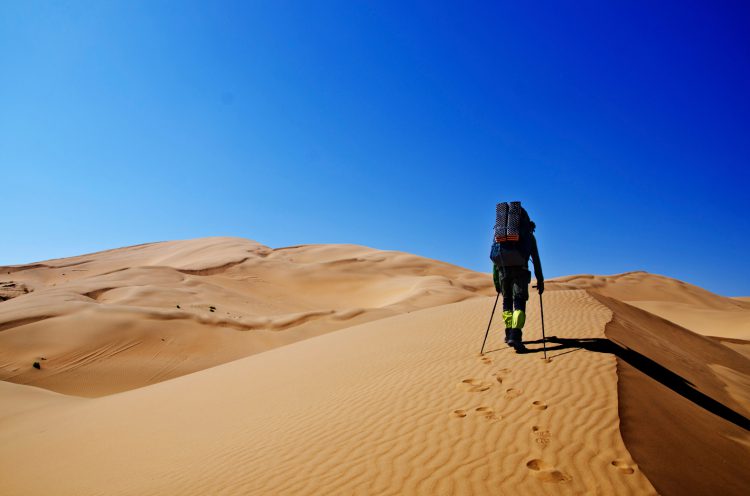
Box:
611 460 636 475
531 426 551 448
458 378 492 393
526 459 572 483
451 409 467 418
505 388 523 398
492 368 510 383
532 400 548 410
474 406 500 422
479 356 493 365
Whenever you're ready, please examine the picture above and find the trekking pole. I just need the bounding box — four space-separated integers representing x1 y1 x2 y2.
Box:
480 292 500 355
539 293 547 361
539 293 547 360
533 286 547 360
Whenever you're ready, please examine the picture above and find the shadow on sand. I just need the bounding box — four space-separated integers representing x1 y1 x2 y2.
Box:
488 335 750 431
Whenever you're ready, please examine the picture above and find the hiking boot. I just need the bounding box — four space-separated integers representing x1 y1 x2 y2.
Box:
506 328 521 346
504 328 512 343
507 328 527 353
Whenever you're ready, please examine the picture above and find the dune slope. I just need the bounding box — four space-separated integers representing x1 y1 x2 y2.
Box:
551 271 750 340
0 290 655 495
0 237 492 396
2 240 749 495
590 293 750 496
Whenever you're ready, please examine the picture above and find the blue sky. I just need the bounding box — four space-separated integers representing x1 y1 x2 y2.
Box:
1 1 748 295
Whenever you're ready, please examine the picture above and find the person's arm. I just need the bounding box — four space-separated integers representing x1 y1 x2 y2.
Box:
530 234 544 293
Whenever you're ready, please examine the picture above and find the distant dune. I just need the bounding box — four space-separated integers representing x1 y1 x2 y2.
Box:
550 272 750 340
1 238 748 495
0 237 492 396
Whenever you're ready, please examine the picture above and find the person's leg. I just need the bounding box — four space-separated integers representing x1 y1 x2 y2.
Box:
512 292 527 329
499 268 514 343
507 268 531 351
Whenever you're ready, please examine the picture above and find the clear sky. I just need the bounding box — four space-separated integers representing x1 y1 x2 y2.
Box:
2 1 748 295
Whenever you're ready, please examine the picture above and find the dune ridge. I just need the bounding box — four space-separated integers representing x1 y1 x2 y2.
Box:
590 292 750 496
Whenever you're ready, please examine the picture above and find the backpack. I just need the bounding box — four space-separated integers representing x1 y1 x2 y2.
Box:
490 201 533 267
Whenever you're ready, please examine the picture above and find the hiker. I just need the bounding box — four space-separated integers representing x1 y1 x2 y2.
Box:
490 201 544 353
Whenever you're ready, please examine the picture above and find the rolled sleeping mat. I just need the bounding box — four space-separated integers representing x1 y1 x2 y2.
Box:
495 202 508 240
506 201 522 241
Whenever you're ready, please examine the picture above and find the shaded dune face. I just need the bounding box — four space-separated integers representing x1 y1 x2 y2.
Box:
589 293 750 496
541 276 750 496
0 237 493 396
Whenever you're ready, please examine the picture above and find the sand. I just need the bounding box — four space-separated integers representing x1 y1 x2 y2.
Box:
550 272 750 340
1 238 748 495
0 237 492 396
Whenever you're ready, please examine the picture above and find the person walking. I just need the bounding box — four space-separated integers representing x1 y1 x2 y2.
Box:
490 201 544 353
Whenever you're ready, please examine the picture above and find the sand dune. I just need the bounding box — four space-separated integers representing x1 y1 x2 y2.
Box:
551 271 750 339
626 300 750 340
1 291 656 495
549 271 741 308
0 237 492 396
1 239 749 495
591 293 750 495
